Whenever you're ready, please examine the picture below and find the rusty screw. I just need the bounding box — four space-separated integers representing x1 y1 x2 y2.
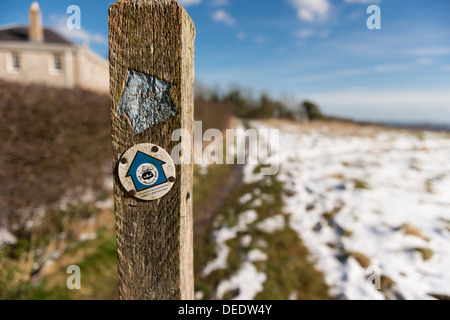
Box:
168 176 176 183
152 146 159 153
129 190 137 197
120 158 128 164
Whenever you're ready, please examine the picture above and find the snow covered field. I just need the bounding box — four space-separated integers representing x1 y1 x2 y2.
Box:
198 120 450 300
258 120 450 300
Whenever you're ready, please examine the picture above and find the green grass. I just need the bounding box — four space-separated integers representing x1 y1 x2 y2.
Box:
4 228 118 300
332 173 345 180
193 163 234 209
255 226 331 300
0 200 119 300
194 166 331 300
413 248 434 261
425 179 434 193
353 179 371 190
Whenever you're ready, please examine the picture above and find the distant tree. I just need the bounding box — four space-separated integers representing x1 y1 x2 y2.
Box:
198 83 325 122
223 89 245 116
223 89 258 118
302 101 324 121
258 93 277 118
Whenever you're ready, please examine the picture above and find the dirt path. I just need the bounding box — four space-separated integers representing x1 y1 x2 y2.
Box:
194 164 244 239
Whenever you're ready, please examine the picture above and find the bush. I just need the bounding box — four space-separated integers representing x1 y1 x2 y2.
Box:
0 80 111 231
302 101 324 121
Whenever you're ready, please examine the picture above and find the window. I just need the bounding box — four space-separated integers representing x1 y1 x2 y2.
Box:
53 54 62 72
7 52 20 73
11 53 20 70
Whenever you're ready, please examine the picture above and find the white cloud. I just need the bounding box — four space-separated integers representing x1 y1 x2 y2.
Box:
209 0 229 7
212 9 235 26
329 89 450 110
50 14 106 44
237 31 245 41
178 0 202 6
415 58 434 66
318 30 330 38
296 29 314 39
253 36 267 44
348 9 364 20
374 64 411 73
306 88 450 122
406 47 450 56
287 0 331 22
295 29 329 39
344 0 381 3
286 64 411 83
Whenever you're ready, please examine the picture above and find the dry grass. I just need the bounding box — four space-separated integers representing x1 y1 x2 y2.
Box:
195 99 233 133
402 224 427 240
349 252 371 269
195 168 331 300
353 179 371 190
263 118 388 137
428 293 450 300
380 275 395 291
413 248 434 261
0 80 111 231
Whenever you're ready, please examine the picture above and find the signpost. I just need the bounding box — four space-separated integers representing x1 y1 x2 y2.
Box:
109 0 195 300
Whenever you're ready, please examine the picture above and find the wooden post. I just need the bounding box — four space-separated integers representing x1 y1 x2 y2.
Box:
108 0 195 300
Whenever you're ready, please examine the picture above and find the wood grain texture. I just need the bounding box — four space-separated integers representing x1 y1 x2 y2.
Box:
108 0 195 300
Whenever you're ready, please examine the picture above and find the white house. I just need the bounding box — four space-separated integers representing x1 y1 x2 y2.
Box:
0 2 109 93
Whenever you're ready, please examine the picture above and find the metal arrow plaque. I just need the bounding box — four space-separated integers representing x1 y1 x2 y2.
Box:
118 69 178 135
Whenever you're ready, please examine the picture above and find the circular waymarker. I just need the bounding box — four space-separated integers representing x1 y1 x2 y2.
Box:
118 143 176 201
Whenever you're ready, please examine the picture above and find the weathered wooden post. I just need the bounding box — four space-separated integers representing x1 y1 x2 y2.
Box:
108 0 195 300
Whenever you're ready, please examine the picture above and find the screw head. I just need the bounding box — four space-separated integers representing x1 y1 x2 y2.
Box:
168 176 176 183
129 190 137 197
152 146 159 153
120 158 128 164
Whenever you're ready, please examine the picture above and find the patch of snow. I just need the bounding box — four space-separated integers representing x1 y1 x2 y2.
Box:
251 198 263 207
102 176 114 191
241 235 252 247
238 193 252 205
256 239 269 249
257 215 286 233
78 232 97 242
95 198 114 210
253 188 262 196
247 249 268 262
288 290 298 300
216 262 267 300
257 120 450 300
237 210 258 231
195 291 204 300
202 226 238 277
260 194 275 203
198 164 209 176
0 228 17 246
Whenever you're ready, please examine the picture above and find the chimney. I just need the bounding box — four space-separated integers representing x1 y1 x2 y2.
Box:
29 2 44 42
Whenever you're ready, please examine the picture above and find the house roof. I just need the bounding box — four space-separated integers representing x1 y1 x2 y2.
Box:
0 26 73 45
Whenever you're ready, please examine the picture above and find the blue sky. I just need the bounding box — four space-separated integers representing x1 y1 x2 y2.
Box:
1 0 450 123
